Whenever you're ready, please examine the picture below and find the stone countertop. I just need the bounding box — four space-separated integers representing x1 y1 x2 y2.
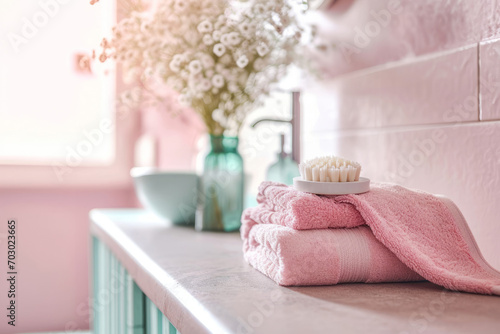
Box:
90 209 500 334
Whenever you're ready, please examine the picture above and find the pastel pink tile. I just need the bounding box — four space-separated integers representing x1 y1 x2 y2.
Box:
303 122 500 270
304 44 478 131
480 38 500 120
313 0 500 76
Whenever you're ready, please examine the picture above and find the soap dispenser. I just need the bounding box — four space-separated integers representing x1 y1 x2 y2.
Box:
251 91 302 185
266 133 300 185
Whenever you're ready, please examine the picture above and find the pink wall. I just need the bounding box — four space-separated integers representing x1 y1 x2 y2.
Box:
0 188 137 334
304 0 500 269
140 102 205 171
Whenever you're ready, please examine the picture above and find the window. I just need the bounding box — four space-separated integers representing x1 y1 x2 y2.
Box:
0 0 135 188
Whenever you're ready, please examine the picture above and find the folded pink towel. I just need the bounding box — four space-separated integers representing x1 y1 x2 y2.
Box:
254 181 364 229
242 223 422 286
243 182 500 295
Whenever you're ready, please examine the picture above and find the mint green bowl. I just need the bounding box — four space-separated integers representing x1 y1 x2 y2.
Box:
131 168 198 225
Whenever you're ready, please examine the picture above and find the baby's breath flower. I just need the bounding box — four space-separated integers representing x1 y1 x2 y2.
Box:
188 60 202 74
203 34 214 45
216 14 226 24
212 30 222 41
213 43 226 57
200 53 215 68
199 79 212 91
197 20 213 33
236 55 249 68
96 0 306 136
169 60 180 72
254 3 265 14
169 55 179 65
238 21 252 36
220 34 230 46
174 0 188 13
228 32 241 46
180 70 189 80
211 74 225 88
256 43 269 56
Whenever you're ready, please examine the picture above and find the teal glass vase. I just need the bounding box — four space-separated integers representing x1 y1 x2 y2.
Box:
196 135 244 232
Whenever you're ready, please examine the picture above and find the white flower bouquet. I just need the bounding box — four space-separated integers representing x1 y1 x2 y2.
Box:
96 0 305 135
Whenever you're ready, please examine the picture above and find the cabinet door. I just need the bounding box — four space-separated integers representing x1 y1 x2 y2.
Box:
92 237 145 334
145 296 179 334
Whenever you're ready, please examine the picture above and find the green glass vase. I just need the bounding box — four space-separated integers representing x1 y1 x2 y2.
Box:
196 135 244 232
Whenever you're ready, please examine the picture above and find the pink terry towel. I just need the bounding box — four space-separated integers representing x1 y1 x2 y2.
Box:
242 223 422 286
243 182 500 295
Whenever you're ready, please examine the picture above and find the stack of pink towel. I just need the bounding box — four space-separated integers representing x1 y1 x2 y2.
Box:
241 182 500 295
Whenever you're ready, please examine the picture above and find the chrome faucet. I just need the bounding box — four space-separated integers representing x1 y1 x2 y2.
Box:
250 91 301 163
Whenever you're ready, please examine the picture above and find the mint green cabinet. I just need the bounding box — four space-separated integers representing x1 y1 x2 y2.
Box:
92 237 179 334
145 296 178 334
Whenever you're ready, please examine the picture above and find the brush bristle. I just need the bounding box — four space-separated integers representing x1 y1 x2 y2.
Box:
299 156 361 182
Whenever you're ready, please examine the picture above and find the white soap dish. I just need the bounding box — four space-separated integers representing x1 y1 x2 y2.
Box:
293 177 370 195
